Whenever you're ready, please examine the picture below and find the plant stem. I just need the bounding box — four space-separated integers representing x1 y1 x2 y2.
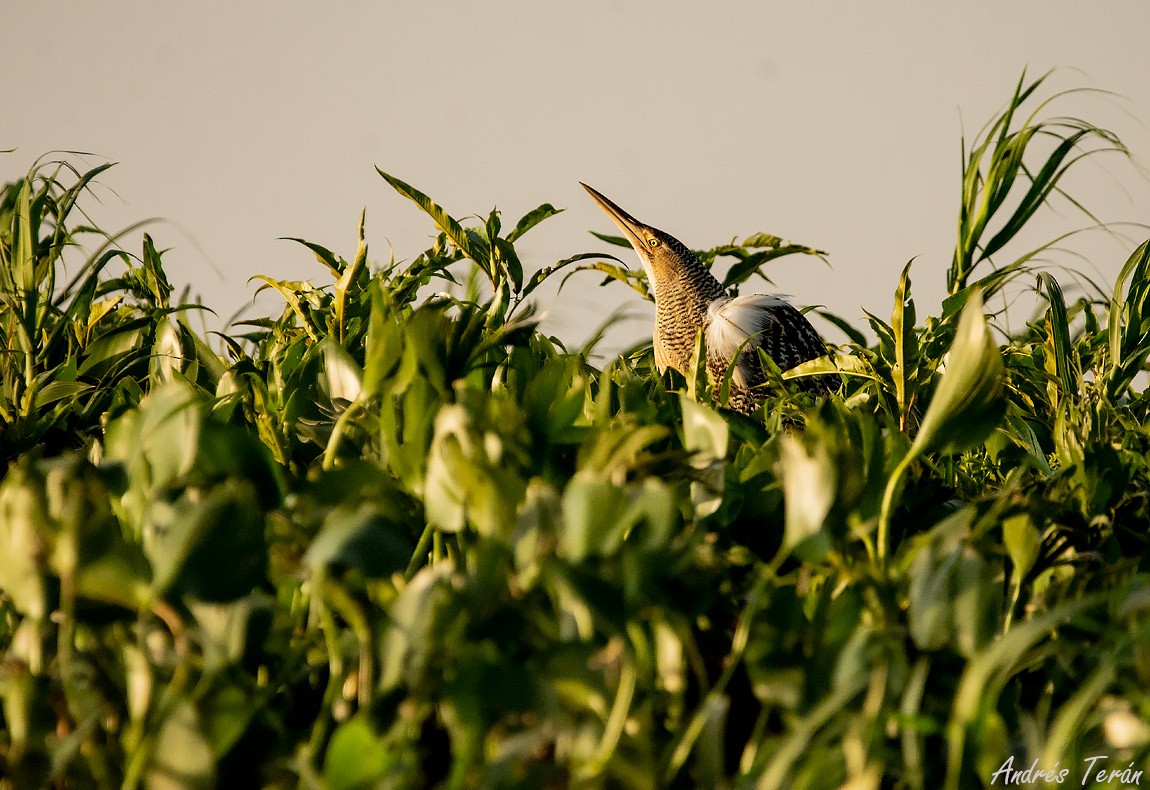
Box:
877 452 915 566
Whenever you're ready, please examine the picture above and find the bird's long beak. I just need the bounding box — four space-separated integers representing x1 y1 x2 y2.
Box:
580 183 649 252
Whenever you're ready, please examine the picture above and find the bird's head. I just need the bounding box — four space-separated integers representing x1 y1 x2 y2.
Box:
581 183 696 290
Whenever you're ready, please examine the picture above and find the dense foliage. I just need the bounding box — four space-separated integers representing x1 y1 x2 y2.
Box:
3 73 1150 789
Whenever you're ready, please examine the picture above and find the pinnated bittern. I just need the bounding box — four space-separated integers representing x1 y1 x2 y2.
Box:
582 183 840 414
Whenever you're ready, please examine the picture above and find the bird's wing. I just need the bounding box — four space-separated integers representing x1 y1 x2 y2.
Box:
705 294 830 389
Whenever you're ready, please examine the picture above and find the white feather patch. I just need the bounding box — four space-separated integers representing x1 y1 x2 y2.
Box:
705 294 792 388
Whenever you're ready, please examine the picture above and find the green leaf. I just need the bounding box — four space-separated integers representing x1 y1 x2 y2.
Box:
494 237 523 293
507 203 563 242
1106 238 1150 398
561 478 629 561
946 593 1104 787
521 252 610 299
379 563 455 691
560 259 649 301
73 538 152 610
13 179 35 292
589 230 632 248
1037 272 1076 400
304 505 413 578
320 337 363 403
910 290 1005 456
891 260 918 423
147 480 267 603
31 380 92 411
680 394 728 463
77 323 146 377
778 432 835 561
950 548 998 657
332 211 368 342
0 461 53 620
282 236 344 278
716 241 826 289
145 699 215 789
1002 513 1040 582
325 717 391 790
376 168 490 264
908 547 958 651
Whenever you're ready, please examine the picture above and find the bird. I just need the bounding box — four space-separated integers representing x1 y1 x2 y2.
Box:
581 183 839 414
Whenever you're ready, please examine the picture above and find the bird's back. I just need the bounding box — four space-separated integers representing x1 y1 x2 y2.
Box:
705 294 839 413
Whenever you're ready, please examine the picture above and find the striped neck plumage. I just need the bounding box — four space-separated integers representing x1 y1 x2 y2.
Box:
646 230 726 305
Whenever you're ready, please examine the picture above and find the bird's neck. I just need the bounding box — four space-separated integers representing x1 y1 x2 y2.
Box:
652 250 725 302
651 255 726 373
653 252 722 312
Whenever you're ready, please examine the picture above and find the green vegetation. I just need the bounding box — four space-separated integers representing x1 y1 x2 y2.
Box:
3 72 1150 789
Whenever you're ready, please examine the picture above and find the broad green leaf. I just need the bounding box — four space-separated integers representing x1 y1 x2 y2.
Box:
360 282 403 400
950 548 999 657
680 394 728 462
151 318 185 383
189 596 270 674
73 539 152 610
908 548 957 651
422 396 528 538
13 179 35 291
304 505 413 578
249 275 325 341
910 290 1004 456
905 507 971 650
717 240 826 289
1002 513 1040 581
77 323 146 377
147 480 266 603
778 432 834 561
589 230 631 248
0 462 53 619
320 337 363 403
680 394 728 517
561 478 629 561
494 237 523 293
325 717 391 790
85 295 123 334
198 682 254 757
561 260 650 301
31 380 92 411
782 354 853 385
145 700 215 790
110 381 202 489
379 563 455 691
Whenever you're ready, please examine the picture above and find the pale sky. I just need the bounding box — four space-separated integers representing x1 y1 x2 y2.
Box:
4 3 1150 355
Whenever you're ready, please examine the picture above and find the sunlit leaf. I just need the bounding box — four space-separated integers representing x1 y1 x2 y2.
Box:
910 289 1005 456
325 717 391 790
376 168 490 264
778 432 834 561
145 700 215 789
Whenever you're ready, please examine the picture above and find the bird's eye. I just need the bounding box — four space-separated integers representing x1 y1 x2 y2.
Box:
647 238 660 247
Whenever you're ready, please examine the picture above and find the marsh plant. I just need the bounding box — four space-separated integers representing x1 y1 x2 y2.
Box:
2 72 1150 789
